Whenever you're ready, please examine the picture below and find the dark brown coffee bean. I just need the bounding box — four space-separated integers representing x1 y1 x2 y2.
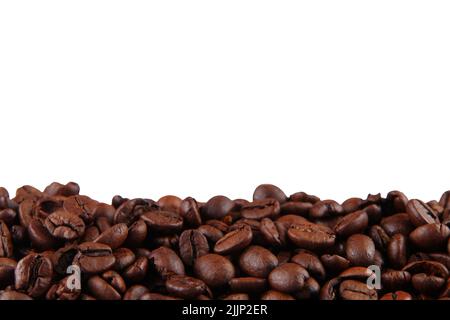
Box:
202 196 234 220
294 277 320 300
402 260 449 279
363 204 382 224
291 252 326 281
319 277 341 300
15 253 53 298
289 192 320 204
288 223 336 250
123 285 149 300
229 277 267 293
197 224 224 243
412 273 445 296
88 270 126 300
409 223 450 251
339 279 377 300
368 225 391 252
194 254 235 288
93 203 116 224
309 200 344 219
380 291 412 300
149 247 185 278
321 254 351 274
338 266 374 281
165 274 207 299
385 191 408 214
222 293 249 300
179 197 202 227
141 210 183 233
260 290 295 300
113 248 135 271
125 219 147 247
381 269 411 291
0 221 13 258
46 276 81 300
253 184 287 204
13 185 42 204
179 229 209 266
439 191 450 210
44 210 85 240
342 198 364 214
214 225 252 255
63 195 98 223
122 256 148 283
345 234 375 267
387 234 408 269
260 218 283 247
241 199 280 220
93 223 128 249
280 201 312 216
74 242 115 274
52 244 78 275
333 210 368 238
10 225 27 246
239 245 278 278
406 199 440 227
44 182 80 197
111 195 128 209
27 218 59 251
0 209 16 226
268 263 309 293
0 257 17 288
157 195 182 213
113 198 155 226
381 213 414 237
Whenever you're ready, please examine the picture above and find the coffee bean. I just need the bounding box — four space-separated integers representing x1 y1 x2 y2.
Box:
291 251 326 281
412 273 445 296
385 191 409 214
157 195 182 213
194 254 235 288
94 223 128 249
280 201 312 216
380 291 412 300
114 198 155 226
319 277 341 300
0 221 13 258
241 199 280 220
0 209 16 226
27 218 59 251
46 276 81 300
15 253 53 298
125 219 147 247
310 200 344 219
253 184 287 204
294 277 320 300
342 198 364 214
381 270 411 291
406 199 440 227
345 234 375 267
44 182 80 197
53 244 78 275
44 210 85 240
149 247 185 278
222 293 249 300
387 234 408 269
381 213 414 237
0 257 17 288
260 218 283 247
333 210 369 238
239 245 278 278
179 229 209 266
113 248 135 271
289 192 320 204
288 223 336 250
123 285 149 300
202 196 234 220
74 242 115 274
88 270 126 300
260 290 295 300
141 210 183 233
439 191 450 210
0 290 32 300
122 256 148 282
229 277 267 293
339 279 377 300
214 225 252 255
268 263 309 293
368 225 391 252
179 197 202 227
409 223 450 251
197 225 224 243
321 254 351 275
165 274 207 299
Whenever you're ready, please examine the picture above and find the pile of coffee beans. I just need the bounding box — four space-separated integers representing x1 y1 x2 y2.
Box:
1 182 450 300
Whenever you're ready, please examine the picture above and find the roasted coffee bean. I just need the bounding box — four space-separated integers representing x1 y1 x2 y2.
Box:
363 204 382 224
381 270 411 291
44 210 85 240
0 209 16 226
280 201 312 216
194 254 235 288
342 198 364 214
73 242 115 274
289 192 320 204
381 213 415 237
46 276 81 300
406 199 440 227
380 291 412 300
44 182 79 197
288 223 336 250
260 218 283 247
409 223 450 251
268 263 309 293
202 196 234 220
387 234 408 269
339 280 377 300
321 254 351 275
319 277 341 300
310 200 344 219
0 221 13 258
149 247 185 278
179 229 209 266
222 293 249 300
10 225 27 246
0 290 32 300
291 251 326 281
27 218 59 251
260 290 295 300
368 225 391 252
412 273 445 296
114 198 154 226
206 219 229 233
63 195 98 223
214 225 252 255
122 256 148 283
229 277 267 293
123 285 149 300
139 292 180 300
15 253 53 298
439 191 450 210
179 197 202 227
197 225 224 244
53 244 78 275
253 184 287 204
345 234 375 267
294 277 320 300
333 210 368 238
13 185 42 204
0 257 17 287
141 210 183 233
125 219 147 247
385 191 408 214
239 245 278 278
88 271 126 300
241 199 280 220
157 195 182 213
93 223 128 249
165 274 207 299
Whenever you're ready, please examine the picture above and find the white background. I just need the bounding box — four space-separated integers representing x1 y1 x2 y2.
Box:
1 1 449 204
